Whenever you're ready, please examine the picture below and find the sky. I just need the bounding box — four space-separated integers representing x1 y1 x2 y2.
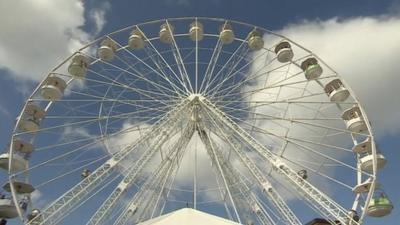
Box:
0 0 399 224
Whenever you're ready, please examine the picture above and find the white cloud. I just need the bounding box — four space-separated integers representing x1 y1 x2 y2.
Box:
275 16 400 137
31 189 46 208
90 2 111 35
233 16 400 204
0 105 9 116
104 121 150 156
0 0 109 82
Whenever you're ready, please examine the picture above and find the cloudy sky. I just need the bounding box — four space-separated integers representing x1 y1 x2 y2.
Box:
0 0 399 224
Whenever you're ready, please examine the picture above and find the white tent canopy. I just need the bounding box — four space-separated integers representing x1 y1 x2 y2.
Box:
138 208 242 225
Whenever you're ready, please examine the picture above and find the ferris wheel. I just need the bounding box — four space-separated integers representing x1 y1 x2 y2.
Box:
0 17 393 225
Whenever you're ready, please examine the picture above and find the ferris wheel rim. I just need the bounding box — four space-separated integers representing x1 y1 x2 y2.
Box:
4 17 384 225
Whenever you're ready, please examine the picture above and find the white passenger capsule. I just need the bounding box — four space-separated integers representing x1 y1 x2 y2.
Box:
252 203 261 214
159 23 174 44
0 153 27 172
324 79 350 102
352 178 380 193
360 153 387 173
247 30 264 51
12 139 34 154
40 75 67 101
300 57 323 80
219 23 234 44
352 138 372 154
189 21 204 41
28 208 41 222
0 199 18 218
3 181 35 194
68 53 89 78
129 29 145 49
97 38 117 61
18 103 45 132
367 190 393 217
341 106 367 133
274 41 294 63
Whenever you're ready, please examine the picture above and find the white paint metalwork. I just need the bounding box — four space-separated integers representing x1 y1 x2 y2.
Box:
3 17 386 225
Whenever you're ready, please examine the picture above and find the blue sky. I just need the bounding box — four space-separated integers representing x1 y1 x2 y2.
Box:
0 0 399 224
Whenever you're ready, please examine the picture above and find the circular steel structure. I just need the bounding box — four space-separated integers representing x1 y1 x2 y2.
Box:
3 17 390 225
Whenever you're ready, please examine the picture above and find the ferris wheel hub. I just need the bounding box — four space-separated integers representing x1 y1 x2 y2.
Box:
188 94 204 102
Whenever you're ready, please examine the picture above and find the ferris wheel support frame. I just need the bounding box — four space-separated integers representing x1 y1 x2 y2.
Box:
200 98 359 225
28 101 190 225
197 124 243 224
197 125 276 225
85 119 178 225
113 123 195 225
200 111 302 225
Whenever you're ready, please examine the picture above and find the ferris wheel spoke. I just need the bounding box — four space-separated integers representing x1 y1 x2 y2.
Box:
30 124 150 155
43 100 173 120
65 90 178 114
33 154 109 189
216 89 329 113
86 68 180 104
65 89 173 113
111 50 184 98
215 100 357 107
199 37 223 93
219 104 343 121
220 112 366 175
217 103 351 133
164 20 194 93
215 53 313 99
97 43 184 97
30 98 181 104
15 118 100 136
203 37 250 96
212 74 336 106
136 26 191 94
14 124 150 177
143 45 190 95
206 45 271 99
22 104 168 138
194 19 200 93
106 37 186 98
64 79 173 107
280 155 354 190
14 127 128 176
82 54 183 102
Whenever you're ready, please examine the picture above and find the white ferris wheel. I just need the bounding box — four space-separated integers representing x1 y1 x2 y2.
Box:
0 17 393 225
